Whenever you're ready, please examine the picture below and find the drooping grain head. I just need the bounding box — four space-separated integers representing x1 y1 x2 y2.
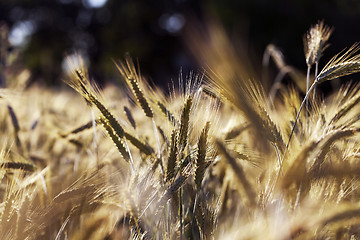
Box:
303 21 333 66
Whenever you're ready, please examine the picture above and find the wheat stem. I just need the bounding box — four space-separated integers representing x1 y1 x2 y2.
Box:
305 65 311 134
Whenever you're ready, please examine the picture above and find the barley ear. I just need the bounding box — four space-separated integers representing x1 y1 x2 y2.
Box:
7 105 22 153
178 96 192 151
99 117 130 162
124 131 154 156
166 129 178 182
303 21 333 67
157 101 178 126
0 161 36 172
281 140 318 189
316 43 360 82
195 122 210 189
114 57 153 118
124 106 136 129
66 63 125 139
330 92 360 124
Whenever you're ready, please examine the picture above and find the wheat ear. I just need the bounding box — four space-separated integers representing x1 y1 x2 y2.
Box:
281 140 318 189
157 101 178 126
124 131 154 156
195 122 210 189
115 57 162 167
114 57 153 118
99 117 131 163
178 96 192 151
124 106 136 129
317 43 360 82
7 105 22 153
166 129 178 182
304 21 333 67
303 21 333 114
286 43 360 152
0 161 36 172
330 92 360 124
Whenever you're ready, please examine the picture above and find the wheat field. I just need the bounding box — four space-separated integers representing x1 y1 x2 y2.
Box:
1 21 360 239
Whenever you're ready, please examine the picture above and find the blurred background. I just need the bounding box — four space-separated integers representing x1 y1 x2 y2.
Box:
1 0 360 89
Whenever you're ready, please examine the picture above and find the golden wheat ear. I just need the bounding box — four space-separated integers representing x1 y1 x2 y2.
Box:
303 21 333 113
114 56 153 118
178 96 192 151
286 43 360 151
304 20 333 67
65 54 136 165
195 122 210 189
99 117 130 162
165 129 178 182
124 106 136 129
316 43 360 82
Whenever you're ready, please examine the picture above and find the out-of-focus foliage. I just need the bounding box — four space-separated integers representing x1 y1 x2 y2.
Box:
1 0 360 87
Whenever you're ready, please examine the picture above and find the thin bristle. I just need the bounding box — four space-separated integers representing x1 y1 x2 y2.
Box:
53 185 97 203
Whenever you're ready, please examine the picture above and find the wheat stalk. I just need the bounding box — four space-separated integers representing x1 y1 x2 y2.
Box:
304 21 333 67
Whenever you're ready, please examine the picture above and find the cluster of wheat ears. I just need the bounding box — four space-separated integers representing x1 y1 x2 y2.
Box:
1 21 360 239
